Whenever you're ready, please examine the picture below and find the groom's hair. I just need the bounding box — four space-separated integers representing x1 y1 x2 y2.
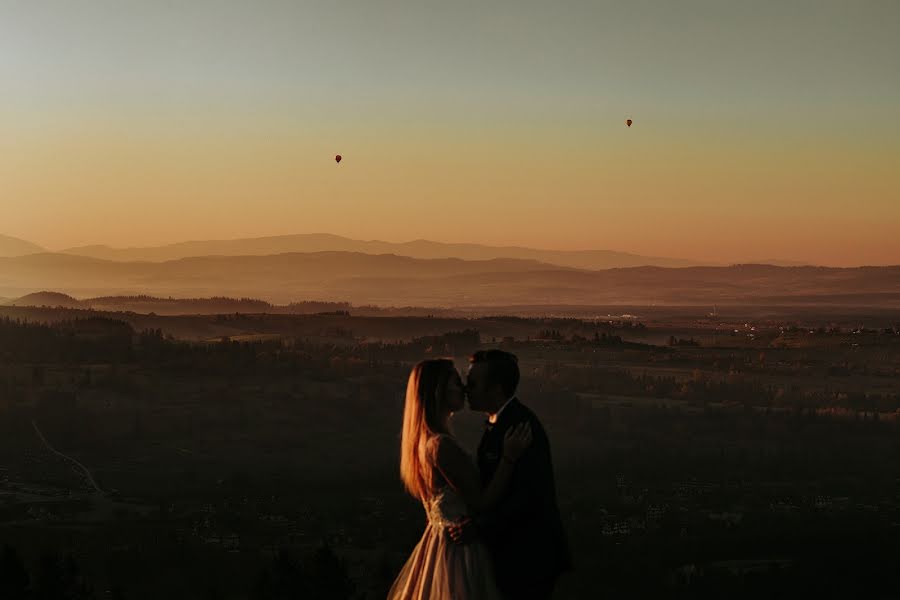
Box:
469 350 519 397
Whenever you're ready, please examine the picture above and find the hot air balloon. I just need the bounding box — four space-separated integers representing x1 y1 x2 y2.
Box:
625 119 633 128
335 154 342 164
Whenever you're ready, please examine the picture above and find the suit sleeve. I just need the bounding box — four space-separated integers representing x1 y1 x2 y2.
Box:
476 419 553 542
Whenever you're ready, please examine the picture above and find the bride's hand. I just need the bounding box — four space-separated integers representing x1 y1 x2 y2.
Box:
502 423 533 463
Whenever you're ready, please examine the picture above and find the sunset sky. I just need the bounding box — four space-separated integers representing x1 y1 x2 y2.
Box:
2 0 898 266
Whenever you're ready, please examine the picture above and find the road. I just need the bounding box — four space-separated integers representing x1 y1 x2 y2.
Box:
31 420 104 495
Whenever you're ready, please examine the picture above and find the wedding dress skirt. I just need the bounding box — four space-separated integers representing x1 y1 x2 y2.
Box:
388 487 501 599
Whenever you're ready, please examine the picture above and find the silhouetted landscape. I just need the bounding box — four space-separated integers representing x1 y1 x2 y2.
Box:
1 257 899 597
54 233 704 269
2 244 898 307
4 1 900 596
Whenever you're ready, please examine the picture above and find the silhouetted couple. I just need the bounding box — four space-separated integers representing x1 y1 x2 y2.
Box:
388 350 571 600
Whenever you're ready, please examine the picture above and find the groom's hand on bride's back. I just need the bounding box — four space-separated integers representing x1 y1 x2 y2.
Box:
448 517 477 545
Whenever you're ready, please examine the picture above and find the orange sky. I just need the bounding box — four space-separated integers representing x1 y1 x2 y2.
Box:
2 1 898 266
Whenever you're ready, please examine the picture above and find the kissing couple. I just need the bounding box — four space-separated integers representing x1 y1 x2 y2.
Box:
388 350 571 600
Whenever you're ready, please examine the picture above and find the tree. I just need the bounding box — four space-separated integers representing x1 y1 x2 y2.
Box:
254 549 306 600
372 552 397 598
306 542 354 600
33 551 94 600
0 545 29 600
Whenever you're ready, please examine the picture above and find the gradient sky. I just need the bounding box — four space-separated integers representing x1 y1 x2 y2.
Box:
2 0 898 265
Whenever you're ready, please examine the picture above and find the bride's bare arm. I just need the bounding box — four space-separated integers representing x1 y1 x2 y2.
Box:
433 424 532 514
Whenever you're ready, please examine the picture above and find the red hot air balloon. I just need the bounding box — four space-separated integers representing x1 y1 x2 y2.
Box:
335 154 342 164
625 119 633 128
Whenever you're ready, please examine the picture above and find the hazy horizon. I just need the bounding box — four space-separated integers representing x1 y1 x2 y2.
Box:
3 230 899 268
2 1 899 267
4 4 900 598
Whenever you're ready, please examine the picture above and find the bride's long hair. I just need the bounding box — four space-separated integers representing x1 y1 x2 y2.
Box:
400 359 455 501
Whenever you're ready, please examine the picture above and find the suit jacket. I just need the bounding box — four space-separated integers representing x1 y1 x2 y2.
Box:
476 398 571 593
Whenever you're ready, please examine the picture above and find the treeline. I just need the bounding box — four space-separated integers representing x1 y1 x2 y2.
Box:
544 362 900 412
0 317 133 363
253 544 356 600
284 300 353 314
534 329 630 346
4 316 897 412
0 543 361 600
0 546 94 600
94 295 273 307
0 317 475 376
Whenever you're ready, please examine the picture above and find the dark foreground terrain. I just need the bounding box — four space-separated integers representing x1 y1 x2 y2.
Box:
1 303 899 598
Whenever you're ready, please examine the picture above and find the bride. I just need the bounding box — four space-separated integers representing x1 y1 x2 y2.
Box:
388 359 532 599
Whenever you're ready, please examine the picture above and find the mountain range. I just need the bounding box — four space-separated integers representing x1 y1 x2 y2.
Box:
55 233 709 269
1 250 897 307
0 234 45 258
2 232 825 268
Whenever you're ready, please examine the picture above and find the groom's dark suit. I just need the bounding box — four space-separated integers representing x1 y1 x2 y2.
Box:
477 398 571 599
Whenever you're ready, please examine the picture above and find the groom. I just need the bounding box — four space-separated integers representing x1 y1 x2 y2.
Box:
450 349 571 599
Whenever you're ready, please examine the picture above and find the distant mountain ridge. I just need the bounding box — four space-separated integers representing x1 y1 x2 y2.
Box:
0 234 45 257
59 233 704 270
4 291 85 309
2 252 898 307
2 292 328 315
2 292 447 317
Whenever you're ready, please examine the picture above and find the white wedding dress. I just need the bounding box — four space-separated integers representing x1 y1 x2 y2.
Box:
388 440 501 599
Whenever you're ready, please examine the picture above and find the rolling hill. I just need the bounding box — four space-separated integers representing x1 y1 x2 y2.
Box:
2 252 898 307
59 233 703 270
0 234 45 257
